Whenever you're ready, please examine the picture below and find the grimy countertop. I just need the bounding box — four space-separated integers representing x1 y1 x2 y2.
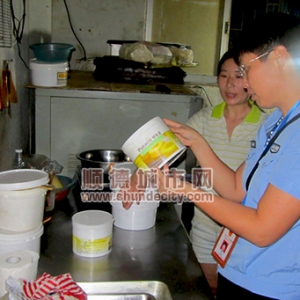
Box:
38 196 214 300
26 70 198 96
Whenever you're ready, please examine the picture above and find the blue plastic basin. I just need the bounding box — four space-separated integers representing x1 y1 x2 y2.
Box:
30 43 75 63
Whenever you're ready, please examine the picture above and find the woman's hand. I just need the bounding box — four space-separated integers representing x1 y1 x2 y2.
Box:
163 118 204 148
152 165 194 200
116 168 147 210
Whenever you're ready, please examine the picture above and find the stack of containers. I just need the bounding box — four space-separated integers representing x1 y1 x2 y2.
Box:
0 169 50 255
29 43 75 87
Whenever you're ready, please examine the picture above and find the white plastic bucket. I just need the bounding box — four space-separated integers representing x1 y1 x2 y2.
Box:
111 199 159 231
72 210 114 257
0 169 49 232
110 162 160 231
29 58 69 87
122 116 186 169
0 224 43 256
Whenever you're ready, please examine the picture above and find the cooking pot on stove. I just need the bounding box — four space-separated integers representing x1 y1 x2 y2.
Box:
76 149 131 173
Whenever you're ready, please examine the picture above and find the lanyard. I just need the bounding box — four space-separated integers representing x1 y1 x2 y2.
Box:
245 101 300 191
264 101 300 148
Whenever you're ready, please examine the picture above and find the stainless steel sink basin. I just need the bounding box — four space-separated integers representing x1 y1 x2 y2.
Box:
77 281 173 300
88 294 154 300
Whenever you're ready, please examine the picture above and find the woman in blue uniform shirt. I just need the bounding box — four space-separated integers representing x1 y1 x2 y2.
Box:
151 13 300 299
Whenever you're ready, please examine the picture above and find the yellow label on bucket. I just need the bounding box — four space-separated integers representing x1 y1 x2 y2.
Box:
57 71 68 80
134 130 180 169
73 235 112 254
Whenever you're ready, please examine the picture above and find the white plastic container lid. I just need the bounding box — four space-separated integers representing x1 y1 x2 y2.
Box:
0 223 44 241
0 169 49 191
72 210 113 230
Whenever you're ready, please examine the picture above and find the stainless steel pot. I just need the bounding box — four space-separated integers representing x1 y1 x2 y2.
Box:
76 149 131 173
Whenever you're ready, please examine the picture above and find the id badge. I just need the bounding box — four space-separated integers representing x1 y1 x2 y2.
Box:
212 227 238 268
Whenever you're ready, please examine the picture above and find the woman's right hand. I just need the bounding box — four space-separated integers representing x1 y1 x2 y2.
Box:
163 118 204 148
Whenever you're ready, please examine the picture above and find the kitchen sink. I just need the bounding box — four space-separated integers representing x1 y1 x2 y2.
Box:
77 281 173 300
87 294 154 300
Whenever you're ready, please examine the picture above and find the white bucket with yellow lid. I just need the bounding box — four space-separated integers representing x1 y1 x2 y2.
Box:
121 117 186 169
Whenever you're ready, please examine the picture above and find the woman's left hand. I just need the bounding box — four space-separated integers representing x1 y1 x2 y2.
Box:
163 118 205 148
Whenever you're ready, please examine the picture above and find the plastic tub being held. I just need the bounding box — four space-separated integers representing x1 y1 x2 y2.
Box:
122 116 186 169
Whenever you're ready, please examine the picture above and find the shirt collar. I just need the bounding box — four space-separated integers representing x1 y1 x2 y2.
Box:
211 100 262 123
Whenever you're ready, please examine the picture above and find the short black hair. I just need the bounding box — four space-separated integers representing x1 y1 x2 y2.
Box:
217 49 239 76
237 13 300 59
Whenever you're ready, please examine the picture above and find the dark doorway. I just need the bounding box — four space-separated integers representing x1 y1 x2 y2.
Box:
229 0 300 50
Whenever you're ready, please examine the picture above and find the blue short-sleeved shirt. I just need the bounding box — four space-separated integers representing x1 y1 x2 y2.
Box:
219 106 300 299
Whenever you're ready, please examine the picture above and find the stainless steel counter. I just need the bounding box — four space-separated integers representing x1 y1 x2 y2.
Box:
38 197 214 300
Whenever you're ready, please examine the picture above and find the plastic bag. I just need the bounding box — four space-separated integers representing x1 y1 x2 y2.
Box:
119 42 173 65
119 42 153 63
168 45 194 66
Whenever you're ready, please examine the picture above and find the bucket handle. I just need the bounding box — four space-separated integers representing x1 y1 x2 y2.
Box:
40 185 53 190
45 186 55 212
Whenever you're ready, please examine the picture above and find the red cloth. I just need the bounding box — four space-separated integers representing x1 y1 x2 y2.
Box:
22 272 87 300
